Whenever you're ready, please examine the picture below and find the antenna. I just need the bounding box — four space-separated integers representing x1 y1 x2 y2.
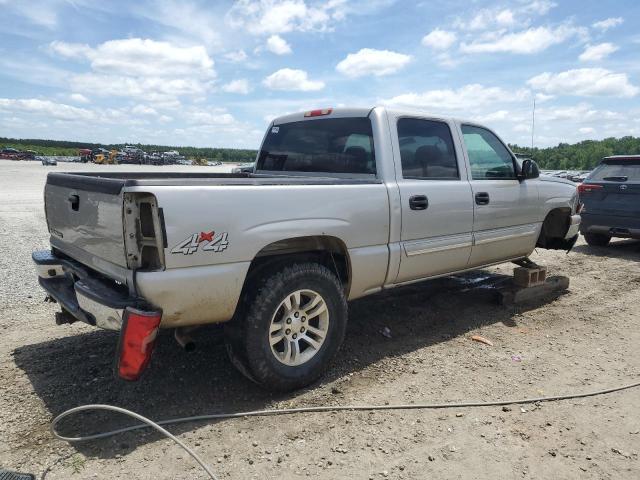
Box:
531 97 536 150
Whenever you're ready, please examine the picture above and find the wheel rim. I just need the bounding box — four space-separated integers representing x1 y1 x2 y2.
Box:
268 289 330 366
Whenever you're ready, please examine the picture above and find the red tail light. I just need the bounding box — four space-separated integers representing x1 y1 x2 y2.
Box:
577 183 603 195
117 307 162 381
304 108 332 117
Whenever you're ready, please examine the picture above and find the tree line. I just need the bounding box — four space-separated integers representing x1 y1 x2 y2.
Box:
0 137 257 162
3 135 640 169
509 136 640 171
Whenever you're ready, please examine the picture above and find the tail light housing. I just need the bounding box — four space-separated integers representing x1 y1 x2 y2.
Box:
577 183 603 195
116 307 162 381
304 108 332 117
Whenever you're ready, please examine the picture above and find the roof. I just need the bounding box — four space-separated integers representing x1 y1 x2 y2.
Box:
271 106 473 126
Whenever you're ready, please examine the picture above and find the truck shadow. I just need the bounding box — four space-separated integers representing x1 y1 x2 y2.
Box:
573 238 640 260
13 270 566 460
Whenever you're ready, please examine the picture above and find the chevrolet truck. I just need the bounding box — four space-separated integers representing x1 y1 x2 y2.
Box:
33 107 581 391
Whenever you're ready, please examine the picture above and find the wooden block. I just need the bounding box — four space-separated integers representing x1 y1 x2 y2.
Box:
498 275 569 305
513 266 547 288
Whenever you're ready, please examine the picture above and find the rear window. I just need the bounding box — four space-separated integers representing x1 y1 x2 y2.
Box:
257 118 376 175
589 160 640 181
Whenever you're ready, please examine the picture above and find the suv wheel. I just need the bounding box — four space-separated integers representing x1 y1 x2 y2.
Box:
230 262 347 391
584 232 611 247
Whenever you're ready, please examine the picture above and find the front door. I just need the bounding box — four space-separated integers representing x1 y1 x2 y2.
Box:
393 117 474 283
459 124 540 267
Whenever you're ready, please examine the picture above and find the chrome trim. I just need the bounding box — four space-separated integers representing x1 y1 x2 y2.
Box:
473 224 538 246
403 233 473 257
75 291 124 331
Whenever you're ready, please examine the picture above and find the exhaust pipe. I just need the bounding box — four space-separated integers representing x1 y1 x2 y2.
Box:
174 327 197 352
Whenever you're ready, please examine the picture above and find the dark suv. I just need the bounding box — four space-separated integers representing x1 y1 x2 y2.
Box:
578 155 640 246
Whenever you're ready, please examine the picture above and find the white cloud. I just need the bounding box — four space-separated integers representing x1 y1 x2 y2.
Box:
50 38 215 78
592 17 623 32
187 108 237 126
536 103 621 122
465 8 516 30
69 93 90 104
336 48 411 78
528 68 639 98
223 50 248 63
460 25 585 54
382 84 529 110
0 98 96 121
263 68 325 91
49 41 92 59
222 79 251 94
475 110 510 123
133 0 223 49
522 1 557 16
455 2 551 32
71 74 211 103
421 29 457 50
579 127 595 134
132 104 158 116
579 43 618 62
226 0 346 35
266 34 292 55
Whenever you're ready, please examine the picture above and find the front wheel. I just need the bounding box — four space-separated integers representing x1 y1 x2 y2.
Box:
584 232 610 247
232 262 347 391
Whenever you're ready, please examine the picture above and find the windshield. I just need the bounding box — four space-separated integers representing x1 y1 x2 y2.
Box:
589 160 640 181
257 117 376 175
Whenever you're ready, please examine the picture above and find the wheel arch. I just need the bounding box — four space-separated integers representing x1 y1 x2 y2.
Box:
536 207 574 249
244 235 352 295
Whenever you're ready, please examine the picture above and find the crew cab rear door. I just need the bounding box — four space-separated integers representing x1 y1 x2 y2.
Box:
389 114 474 283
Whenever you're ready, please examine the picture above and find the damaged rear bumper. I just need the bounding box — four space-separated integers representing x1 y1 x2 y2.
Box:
32 250 155 331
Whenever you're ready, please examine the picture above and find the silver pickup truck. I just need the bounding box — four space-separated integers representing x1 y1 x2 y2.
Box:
33 107 580 390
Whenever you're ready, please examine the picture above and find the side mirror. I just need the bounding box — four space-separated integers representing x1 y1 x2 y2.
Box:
520 159 540 180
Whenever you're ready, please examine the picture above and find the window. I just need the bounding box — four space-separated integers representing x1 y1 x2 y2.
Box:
397 118 459 179
461 125 516 180
589 159 640 181
257 117 376 175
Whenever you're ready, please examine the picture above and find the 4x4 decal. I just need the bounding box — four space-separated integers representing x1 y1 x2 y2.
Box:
171 230 229 255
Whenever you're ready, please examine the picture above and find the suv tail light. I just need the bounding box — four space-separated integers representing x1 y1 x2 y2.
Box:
116 307 162 381
577 183 603 195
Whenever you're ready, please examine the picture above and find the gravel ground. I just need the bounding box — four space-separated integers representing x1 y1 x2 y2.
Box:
0 159 639 479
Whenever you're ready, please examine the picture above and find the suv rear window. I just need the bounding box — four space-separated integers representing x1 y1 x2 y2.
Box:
257 118 376 175
589 159 640 181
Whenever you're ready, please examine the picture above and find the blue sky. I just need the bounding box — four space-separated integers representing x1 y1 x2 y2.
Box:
1 0 639 148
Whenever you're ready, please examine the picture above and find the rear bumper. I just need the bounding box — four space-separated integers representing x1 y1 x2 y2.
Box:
580 213 640 239
33 250 156 330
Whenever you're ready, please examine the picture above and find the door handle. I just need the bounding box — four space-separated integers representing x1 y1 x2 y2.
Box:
409 195 429 210
475 192 490 205
67 194 80 211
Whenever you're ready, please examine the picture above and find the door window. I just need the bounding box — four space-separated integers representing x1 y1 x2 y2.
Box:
397 118 459 180
461 125 516 180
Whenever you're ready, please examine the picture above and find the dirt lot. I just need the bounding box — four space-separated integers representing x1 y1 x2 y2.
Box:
1 159 639 479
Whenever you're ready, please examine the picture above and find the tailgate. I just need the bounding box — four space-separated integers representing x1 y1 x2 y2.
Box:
45 173 128 268
582 182 640 218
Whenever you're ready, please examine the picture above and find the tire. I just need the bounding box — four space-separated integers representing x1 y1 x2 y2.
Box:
230 262 347 391
584 232 611 247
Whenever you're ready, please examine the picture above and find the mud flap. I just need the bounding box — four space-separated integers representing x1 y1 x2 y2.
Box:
563 234 579 253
